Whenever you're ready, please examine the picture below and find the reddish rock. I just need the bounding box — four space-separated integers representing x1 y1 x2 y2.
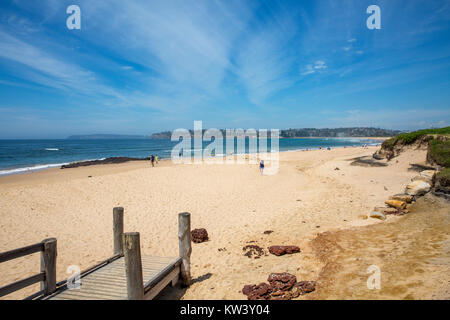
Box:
242 283 272 300
294 281 316 295
267 273 297 291
191 228 209 243
268 245 301 256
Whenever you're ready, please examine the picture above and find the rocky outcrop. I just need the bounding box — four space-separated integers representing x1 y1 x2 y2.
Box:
405 180 431 196
268 246 301 256
385 199 407 210
242 273 316 300
389 194 413 203
369 211 386 220
292 281 316 295
411 175 432 184
268 273 297 292
191 228 209 243
420 170 436 180
376 134 432 161
374 207 403 216
433 171 450 195
61 156 149 169
242 283 272 300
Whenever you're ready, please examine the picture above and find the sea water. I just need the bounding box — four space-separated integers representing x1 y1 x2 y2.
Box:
0 138 379 176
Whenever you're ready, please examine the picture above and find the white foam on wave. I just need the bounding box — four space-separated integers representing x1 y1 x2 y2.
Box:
45 148 59 151
0 163 70 176
0 157 111 177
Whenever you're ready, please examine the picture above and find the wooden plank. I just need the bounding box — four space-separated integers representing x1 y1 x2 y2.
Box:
178 212 192 286
48 255 179 300
123 233 144 300
0 272 45 297
40 238 57 295
55 290 123 300
145 258 181 290
0 242 43 263
113 207 124 255
144 267 180 300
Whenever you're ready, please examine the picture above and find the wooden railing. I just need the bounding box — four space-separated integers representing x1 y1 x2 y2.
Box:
0 238 56 298
0 207 192 300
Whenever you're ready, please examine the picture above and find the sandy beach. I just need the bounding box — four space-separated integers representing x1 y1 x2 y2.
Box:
1 145 448 300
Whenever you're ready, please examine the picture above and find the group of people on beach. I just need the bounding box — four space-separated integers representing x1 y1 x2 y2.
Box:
150 154 158 167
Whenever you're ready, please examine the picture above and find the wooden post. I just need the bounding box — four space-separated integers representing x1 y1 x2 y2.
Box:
40 238 57 295
123 232 144 300
113 207 124 255
178 212 192 286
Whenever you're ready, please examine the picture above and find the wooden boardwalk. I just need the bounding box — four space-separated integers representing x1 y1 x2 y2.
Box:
0 208 192 300
47 256 181 300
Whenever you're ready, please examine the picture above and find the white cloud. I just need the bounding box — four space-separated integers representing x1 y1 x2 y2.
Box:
301 60 328 75
314 60 327 69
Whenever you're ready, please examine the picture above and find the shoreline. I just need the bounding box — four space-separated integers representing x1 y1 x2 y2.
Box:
0 141 381 178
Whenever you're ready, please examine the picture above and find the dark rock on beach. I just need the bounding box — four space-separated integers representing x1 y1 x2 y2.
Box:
61 157 149 169
268 245 301 256
267 273 297 291
292 281 316 295
191 228 209 243
242 283 272 300
243 245 266 259
243 275 316 300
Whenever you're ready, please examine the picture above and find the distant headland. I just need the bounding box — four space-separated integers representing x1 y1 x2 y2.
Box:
147 127 402 139
67 128 401 140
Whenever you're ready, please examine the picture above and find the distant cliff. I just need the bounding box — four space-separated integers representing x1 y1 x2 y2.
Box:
67 134 148 140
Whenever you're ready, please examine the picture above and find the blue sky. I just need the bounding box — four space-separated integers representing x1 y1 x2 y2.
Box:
0 0 449 138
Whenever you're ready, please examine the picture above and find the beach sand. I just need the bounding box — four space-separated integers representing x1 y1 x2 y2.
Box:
0 145 448 300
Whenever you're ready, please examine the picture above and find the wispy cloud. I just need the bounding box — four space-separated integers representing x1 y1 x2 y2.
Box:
301 60 328 75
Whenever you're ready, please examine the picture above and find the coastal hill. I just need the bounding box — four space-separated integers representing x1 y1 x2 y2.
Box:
148 127 401 139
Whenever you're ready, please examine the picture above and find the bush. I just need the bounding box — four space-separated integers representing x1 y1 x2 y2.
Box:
382 126 450 150
429 139 450 167
434 168 450 192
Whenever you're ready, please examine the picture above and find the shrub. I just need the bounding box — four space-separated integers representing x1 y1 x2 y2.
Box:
429 139 450 167
382 126 450 149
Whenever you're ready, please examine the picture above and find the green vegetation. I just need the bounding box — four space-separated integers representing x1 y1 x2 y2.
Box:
435 168 450 186
428 139 450 167
382 127 450 150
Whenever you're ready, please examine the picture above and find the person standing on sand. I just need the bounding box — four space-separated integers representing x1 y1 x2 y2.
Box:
155 155 159 164
259 160 264 175
150 154 155 167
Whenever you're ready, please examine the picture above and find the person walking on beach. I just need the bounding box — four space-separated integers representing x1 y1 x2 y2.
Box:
150 154 155 167
259 160 264 175
155 154 159 164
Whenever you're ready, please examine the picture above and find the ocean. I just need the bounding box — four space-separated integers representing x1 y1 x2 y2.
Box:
0 138 379 176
